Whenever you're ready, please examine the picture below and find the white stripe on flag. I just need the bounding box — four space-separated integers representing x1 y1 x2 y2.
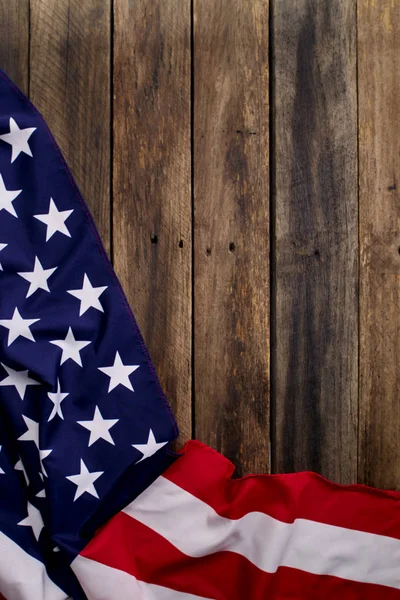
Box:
72 555 213 600
124 475 400 590
0 531 68 600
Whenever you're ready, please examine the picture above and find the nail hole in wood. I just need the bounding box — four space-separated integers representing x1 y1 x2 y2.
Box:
206 247 212 256
178 240 183 248
229 242 236 252
314 249 320 258
150 234 158 244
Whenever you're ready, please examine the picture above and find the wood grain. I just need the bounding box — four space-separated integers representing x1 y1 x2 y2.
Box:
193 0 269 475
3 0 399 485
358 0 400 490
29 0 111 251
0 0 29 92
113 0 192 443
272 0 358 482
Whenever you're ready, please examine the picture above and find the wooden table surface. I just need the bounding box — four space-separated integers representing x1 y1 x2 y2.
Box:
1 0 399 489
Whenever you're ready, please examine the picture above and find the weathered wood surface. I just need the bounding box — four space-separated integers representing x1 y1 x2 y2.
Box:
358 0 400 490
272 0 358 483
0 1 29 93
193 0 270 475
30 0 111 251
113 0 192 444
0 0 399 487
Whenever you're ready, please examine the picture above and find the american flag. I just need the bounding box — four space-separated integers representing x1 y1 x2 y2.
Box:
0 68 178 599
75 441 400 599
1 68 400 600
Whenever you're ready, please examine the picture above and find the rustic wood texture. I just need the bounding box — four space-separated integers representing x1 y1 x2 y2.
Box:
193 0 270 475
1 2 400 488
29 0 111 251
113 0 192 444
0 1 29 93
272 0 358 482
358 0 400 490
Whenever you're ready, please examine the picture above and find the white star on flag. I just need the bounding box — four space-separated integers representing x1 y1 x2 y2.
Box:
18 256 57 298
18 502 44 541
0 243 7 270
39 449 52 477
0 363 40 399
0 117 36 163
0 307 40 346
132 429 168 463
78 406 119 447
34 198 73 241
15 459 29 486
0 446 4 475
50 327 91 367
47 378 69 421
67 274 108 316
18 415 39 448
0 173 22 217
66 459 104 501
98 351 140 392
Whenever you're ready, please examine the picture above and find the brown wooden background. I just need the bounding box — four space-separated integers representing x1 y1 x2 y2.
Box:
1 0 399 490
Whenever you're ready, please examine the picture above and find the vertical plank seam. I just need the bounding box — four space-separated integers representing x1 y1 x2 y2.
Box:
190 0 196 441
110 0 114 266
269 0 277 474
355 0 360 484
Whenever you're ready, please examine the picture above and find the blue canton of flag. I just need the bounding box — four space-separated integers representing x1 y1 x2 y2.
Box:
0 69 178 599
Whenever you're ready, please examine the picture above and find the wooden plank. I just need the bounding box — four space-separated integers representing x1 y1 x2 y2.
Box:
358 0 400 490
273 0 358 482
193 0 269 475
0 1 29 93
113 0 192 443
29 0 111 251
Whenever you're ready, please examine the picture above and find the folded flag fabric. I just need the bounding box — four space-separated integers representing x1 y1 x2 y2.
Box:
0 69 178 599
73 440 400 600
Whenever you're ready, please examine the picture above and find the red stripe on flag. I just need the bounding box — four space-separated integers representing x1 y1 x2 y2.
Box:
81 511 400 600
164 441 400 537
